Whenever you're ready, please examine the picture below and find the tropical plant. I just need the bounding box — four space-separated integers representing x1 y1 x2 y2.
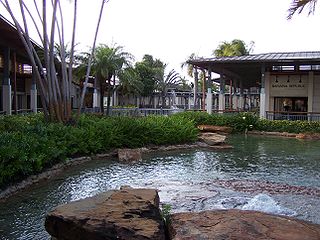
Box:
213 39 254 57
134 55 165 105
117 67 144 97
0 0 108 123
94 44 133 114
156 67 181 107
181 53 199 78
288 0 318 19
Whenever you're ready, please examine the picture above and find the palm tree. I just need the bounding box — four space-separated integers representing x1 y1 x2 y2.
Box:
117 67 143 99
213 39 254 57
288 0 318 19
92 44 133 114
181 53 198 78
156 66 181 107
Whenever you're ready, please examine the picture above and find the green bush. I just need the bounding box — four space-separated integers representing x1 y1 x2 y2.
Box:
0 113 198 189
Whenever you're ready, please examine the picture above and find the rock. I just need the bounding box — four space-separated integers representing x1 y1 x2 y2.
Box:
118 148 142 162
296 133 320 140
198 132 226 145
198 125 233 134
45 188 165 240
169 209 320 240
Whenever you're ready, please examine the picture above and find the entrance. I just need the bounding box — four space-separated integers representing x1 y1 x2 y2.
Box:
274 97 308 112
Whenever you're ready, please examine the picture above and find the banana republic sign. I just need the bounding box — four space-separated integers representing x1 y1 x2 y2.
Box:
270 75 308 96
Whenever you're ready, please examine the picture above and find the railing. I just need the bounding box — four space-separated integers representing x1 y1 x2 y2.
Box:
266 111 320 121
109 107 184 116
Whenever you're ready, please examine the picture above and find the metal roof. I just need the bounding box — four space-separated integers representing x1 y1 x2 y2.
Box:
189 51 320 64
188 51 320 89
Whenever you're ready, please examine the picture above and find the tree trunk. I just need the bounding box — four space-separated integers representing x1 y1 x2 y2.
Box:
99 80 104 113
106 78 112 116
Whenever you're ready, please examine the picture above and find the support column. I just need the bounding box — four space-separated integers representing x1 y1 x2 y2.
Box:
308 71 314 119
188 94 192 109
30 67 37 113
206 70 212 114
218 75 225 112
259 66 267 119
193 69 199 109
93 77 99 109
239 80 244 110
2 47 11 115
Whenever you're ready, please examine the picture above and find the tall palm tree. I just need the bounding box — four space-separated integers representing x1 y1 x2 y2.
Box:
213 39 254 57
91 44 133 114
181 53 198 78
288 0 318 19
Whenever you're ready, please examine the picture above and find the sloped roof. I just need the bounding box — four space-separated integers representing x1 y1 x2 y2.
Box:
188 51 320 89
189 51 320 65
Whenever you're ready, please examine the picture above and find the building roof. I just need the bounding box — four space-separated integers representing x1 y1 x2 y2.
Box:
0 14 40 64
188 51 320 89
189 51 320 65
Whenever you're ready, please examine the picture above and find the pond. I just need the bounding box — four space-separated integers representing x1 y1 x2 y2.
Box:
1 135 320 239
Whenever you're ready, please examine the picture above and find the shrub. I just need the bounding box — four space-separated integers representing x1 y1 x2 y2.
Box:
0 113 198 189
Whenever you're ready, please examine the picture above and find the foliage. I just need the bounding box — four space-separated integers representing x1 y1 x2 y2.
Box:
161 204 172 225
288 0 318 19
213 39 254 57
0 113 198 189
175 111 257 131
176 111 320 134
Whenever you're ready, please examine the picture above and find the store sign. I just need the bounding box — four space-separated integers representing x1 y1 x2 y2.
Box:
270 75 308 96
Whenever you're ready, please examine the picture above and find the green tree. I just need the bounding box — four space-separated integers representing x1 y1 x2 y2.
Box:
82 44 133 114
117 66 143 97
181 53 198 78
288 0 318 19
134 55 164 98
213 39 254 57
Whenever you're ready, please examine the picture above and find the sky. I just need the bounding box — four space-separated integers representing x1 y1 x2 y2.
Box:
2 0 320 80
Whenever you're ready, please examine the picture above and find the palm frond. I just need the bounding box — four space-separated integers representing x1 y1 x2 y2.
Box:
288 0 317 19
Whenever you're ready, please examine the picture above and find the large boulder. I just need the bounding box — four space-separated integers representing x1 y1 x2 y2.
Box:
118 148 142 162
45 188 165 240
169 209 320 240
198 125 233 134
198 132 226 145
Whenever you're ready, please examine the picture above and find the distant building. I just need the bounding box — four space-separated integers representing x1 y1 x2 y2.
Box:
0 14 80 115
189 52 320 120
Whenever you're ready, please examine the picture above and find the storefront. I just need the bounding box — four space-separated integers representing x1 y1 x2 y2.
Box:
188 52 320 121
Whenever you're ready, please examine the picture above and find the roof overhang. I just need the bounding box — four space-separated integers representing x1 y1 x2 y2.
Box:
188 52 320 89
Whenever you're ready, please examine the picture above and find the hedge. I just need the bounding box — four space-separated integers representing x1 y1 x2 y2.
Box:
0 114 198 189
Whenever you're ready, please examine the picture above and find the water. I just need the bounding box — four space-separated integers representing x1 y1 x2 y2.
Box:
1 135 320 239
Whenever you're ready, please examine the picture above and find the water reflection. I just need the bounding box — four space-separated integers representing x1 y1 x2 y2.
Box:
1 135 320 239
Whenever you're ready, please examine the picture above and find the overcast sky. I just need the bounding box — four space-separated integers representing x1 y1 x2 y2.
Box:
2 0 320 79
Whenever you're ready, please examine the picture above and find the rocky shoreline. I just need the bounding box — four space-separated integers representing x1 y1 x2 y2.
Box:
45 187 320 240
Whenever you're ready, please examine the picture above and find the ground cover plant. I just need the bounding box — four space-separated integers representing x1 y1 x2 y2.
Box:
0 114 198 189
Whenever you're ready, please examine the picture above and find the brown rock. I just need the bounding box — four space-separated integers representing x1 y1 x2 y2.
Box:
45 188 165 240
296 133 320 140
198 132 226 145
198 125 233 134
169 209 320 240
118 148 142 162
